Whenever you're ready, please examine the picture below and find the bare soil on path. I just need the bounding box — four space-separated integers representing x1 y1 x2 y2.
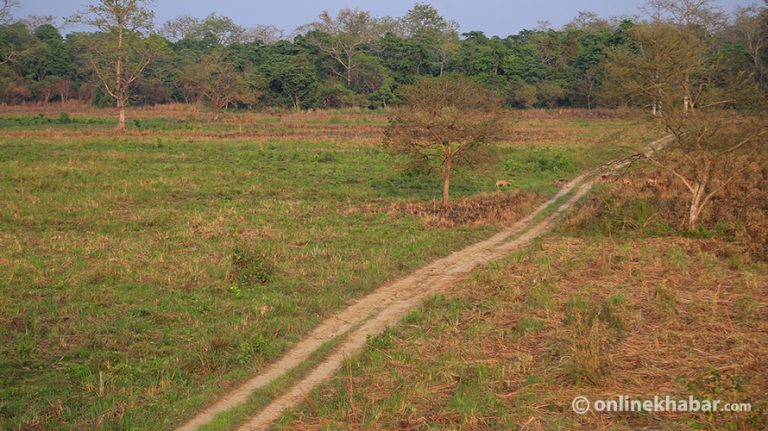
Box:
175 136 671 431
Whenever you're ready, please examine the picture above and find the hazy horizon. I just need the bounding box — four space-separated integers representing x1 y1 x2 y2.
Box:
14 0 758 37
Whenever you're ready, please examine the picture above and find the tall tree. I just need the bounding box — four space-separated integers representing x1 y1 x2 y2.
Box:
69 0 161 131
179 50 258 118
732 4 768 83
603 23 706 113
384 75 504 205
299 9 382 86
643 0 725 32
0 0 19 64
605 22 767 229
267 55 318 110
401 3 460 75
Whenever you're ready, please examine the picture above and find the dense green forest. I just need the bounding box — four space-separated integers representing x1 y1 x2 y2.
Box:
0 0 766 110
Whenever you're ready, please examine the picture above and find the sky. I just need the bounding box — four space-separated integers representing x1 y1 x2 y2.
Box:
15 0 758 37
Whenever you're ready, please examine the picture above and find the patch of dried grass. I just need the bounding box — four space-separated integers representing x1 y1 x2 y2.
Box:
283 237 768 430
354 191 543 228
568 154 768 260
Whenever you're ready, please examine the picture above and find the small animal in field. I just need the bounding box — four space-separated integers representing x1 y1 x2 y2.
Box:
495 180 512 188
621 178 633 186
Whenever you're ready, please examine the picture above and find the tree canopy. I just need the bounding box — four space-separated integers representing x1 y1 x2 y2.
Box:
0 1 764 110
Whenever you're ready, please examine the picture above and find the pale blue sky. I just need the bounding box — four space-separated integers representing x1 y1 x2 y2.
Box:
16 0 757 36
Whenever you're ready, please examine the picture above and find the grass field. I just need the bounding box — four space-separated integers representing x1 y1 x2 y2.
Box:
0 106 657 430
274 156 768 431
276 230 767 431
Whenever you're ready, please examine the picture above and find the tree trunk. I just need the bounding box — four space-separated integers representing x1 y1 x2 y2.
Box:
688 184 705 230
117 99 126 131
345 52 352 86
115 17 125 132
442 156 452 206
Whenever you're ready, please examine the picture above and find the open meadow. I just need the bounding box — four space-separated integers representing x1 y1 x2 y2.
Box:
0 106 659 430
2 0 767 429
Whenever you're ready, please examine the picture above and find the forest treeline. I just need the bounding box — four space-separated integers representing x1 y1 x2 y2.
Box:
0 0 766 111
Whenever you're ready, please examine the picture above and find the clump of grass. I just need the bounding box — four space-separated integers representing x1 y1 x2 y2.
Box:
566 315 609 386
561 295 619 386
228 242 276 286
57 112 72 124
313 151 337 163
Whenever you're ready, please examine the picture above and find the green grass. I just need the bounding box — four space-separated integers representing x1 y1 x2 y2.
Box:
0 111 651 430
197 328 353 431
0 136 498 430
0 111 390 132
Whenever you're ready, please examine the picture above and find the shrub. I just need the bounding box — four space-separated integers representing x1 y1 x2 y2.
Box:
57 112 72 124
227 243 276 286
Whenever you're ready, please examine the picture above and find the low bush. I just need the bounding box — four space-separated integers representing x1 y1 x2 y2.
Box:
227 242 276 286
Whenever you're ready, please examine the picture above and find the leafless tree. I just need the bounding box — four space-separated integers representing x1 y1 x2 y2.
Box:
573 67 601 109
732 4 767 82
69 0 162 131
244 24 285 44
159 14 199 42
0 0 17 24
53 76 74 103
0 0 19 65
23 15 57 31
642 0 725 32
565 11 611 32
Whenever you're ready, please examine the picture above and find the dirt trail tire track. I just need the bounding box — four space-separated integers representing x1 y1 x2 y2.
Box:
176 136 672 431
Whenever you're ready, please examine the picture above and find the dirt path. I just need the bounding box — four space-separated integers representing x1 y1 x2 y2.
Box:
175 136 672 431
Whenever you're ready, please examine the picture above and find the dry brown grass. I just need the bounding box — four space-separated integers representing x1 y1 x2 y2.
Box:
350 191 543 228
280 236 768 430
567 154 768 260
0 104 655 149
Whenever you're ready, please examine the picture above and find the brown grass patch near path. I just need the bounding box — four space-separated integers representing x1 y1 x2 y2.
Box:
568 154 768 260
279 236 767 431
352 191 544 228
